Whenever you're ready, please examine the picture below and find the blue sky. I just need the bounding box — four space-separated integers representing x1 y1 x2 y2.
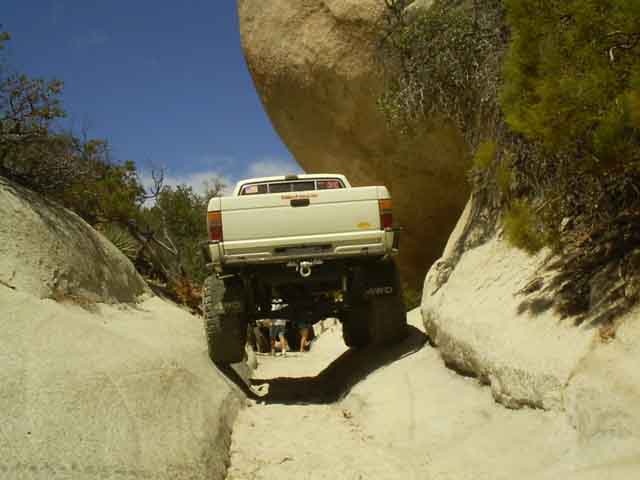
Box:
2 1 303 193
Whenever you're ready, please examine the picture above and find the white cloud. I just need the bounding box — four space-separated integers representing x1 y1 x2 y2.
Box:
139 155 304 203
139 168 233 199
164 171 234 196
246 157 304 179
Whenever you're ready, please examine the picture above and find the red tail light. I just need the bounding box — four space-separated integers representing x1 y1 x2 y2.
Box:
378 199 393 230
207 211 223 241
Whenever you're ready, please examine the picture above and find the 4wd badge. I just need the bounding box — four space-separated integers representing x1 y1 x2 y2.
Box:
365 286 394 296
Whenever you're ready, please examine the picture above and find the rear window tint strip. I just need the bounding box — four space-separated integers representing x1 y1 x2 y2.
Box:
238 178 345 195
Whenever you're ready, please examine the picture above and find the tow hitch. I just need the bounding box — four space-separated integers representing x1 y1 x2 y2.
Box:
287 259 324 278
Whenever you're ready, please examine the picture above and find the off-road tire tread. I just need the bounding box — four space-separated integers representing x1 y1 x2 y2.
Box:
341 259 407 348
203 275 247 363
367 260 408 345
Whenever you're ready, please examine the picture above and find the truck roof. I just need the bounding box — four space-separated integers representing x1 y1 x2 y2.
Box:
232 173 350 195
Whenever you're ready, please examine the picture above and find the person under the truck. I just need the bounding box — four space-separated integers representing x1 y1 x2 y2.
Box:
295 311 313 353
269 302 290 356
270 318 289 356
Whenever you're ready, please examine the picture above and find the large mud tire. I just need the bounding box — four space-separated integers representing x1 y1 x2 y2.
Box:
342 263 371 348
202 275 248 364
342 304 371 348
341 259 407 348
367 259 408 345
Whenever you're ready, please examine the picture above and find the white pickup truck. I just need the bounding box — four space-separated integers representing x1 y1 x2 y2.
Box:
201 173 407 363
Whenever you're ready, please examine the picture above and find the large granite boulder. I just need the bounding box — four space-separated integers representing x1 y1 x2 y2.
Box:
0 289 245 480
0 177 248 479
237 0 470 286
422 198 640 454
0 176 148 303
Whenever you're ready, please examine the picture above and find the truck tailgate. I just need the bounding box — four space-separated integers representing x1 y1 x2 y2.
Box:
220 187 382 242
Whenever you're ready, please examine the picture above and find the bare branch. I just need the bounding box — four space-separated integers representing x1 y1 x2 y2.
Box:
141 166 165 201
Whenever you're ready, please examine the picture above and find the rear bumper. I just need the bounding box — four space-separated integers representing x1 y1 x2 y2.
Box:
204 229 400 271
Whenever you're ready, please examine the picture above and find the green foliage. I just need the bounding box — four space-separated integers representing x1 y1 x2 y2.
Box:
500 1 640 323
99 223 140 261
0 56 79 194
503 200 545 254
1 74 65 129
0 31 9 49
141 181 224 285
501 0 640 164
471 141 513 198
495 153 513 196
472 141 497 171
63 156 146 225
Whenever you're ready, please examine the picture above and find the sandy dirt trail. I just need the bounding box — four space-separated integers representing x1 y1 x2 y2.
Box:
226 320 413 480
225 312 628 480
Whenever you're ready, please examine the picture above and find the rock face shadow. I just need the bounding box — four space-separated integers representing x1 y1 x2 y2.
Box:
247 325 427 405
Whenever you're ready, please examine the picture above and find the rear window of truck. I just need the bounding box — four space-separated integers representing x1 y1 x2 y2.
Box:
239 179 345 195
